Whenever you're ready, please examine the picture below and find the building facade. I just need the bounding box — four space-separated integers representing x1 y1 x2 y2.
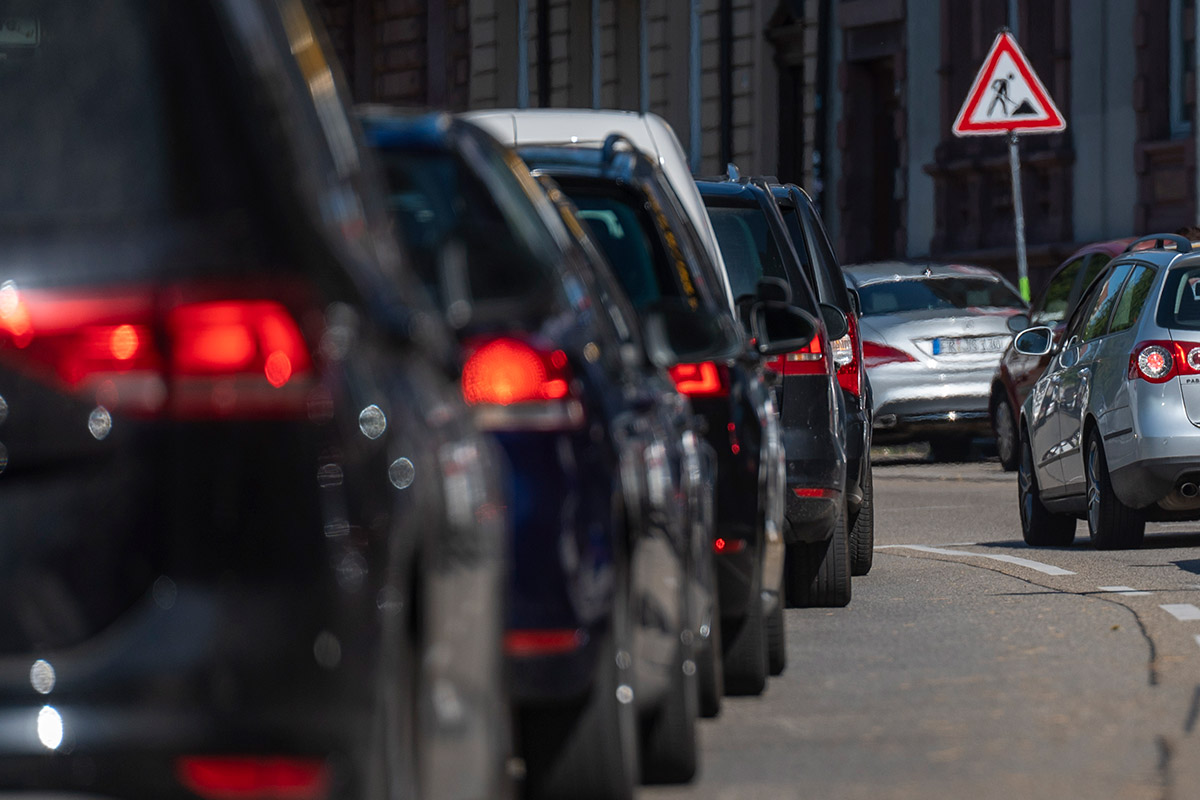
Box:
312 0 1200 293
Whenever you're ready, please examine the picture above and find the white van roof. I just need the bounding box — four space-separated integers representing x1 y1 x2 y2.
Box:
462 108 736 313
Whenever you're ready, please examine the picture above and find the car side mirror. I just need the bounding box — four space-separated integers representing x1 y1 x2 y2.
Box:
820 302 849 341
643 300 744 367
750 301 819 356
1007 313 1031 333
1013 326 1054 357
756 276 791 304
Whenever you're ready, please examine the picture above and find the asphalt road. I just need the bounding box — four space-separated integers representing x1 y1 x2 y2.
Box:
646 457 1200 800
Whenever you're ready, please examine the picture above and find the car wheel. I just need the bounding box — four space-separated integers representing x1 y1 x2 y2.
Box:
765 589 786 676
520 563 639 800
1018 432 1076 547
721 582 767 696
785 501 852 608
993 395 1019 471
695 589 723 719
848 464 875 577
1086 433 1145 550
639 632 699 784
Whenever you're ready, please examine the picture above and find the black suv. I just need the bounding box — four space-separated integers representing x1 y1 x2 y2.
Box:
0 2 509 798
520 140 795 698
697 171 853 607
770 183 875 576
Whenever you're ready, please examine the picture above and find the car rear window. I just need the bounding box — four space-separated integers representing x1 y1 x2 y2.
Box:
857 277 1025 315
1156 264 1200 330
0 1 281 283
706 206 788 301
558 181 704 311
379 147 556 310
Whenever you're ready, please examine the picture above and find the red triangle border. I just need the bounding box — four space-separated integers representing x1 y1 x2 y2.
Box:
952 32 1066 136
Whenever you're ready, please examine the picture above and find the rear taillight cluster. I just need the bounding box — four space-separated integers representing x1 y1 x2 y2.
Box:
668 361 730 397
862 340 916 369
0 282 317 419
461 336 584 430
1128 340 1200 383
832 312 863 396
764 335 826 376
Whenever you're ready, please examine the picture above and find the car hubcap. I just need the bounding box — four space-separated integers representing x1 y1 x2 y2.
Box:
1087 441 1101 533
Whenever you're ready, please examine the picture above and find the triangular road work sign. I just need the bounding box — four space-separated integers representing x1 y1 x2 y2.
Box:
952 32 1066 136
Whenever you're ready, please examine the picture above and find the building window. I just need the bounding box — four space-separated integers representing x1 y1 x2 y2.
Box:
1170 0 1194 137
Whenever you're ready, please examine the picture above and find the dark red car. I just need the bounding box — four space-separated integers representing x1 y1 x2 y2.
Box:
989 239 1131 469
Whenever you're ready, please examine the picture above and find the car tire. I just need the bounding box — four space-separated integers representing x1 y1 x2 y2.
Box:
848 464 875 577
993 395 1019 472
1018 432 1076 547
721 584 767 696
639 638 698 784
785 502 852 608
765 589 786 676
695 591 723 719
1086 433 1145 550
520 568 639 800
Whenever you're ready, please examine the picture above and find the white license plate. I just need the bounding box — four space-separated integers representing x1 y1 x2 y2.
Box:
932 335 1009 355
0 18 39 48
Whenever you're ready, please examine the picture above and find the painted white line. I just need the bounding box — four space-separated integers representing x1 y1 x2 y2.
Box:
1161 604 1200 621
877 544 1075 576
1098 585 1152 596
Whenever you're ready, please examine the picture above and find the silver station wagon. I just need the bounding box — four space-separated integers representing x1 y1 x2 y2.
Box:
1016 234 1200 549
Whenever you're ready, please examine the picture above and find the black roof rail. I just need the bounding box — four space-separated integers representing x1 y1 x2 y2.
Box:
1124 234 1193 254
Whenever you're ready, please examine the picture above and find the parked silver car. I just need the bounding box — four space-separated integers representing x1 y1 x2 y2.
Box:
843 262 1027 460
1016 234 1200 549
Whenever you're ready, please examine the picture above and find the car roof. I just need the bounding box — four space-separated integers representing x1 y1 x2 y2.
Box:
844 261 1007 286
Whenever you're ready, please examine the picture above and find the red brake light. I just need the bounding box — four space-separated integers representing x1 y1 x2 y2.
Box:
0 284 318 419
504 628 586 657
669 361 730 397
834 313 862 396
764 335 827 376
713 537 747 554
176 756 328 800
462 337 571 405
862 340 917 368
1129 340 1200 383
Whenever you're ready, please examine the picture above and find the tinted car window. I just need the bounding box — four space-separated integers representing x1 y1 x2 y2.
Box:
378 148 553 308
1156 264 1200 329
564 183 703 311
794 195 851 309
1035 258 1084 324
858 277 1025 315
1081 263 1133 341
1109 264 1156 334
706 206 788 300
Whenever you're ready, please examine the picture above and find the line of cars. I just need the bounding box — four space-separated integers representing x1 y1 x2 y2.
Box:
0 3 871 797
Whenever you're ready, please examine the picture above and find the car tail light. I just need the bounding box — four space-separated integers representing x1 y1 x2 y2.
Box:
461 336 584 430
0 283 317 419
713 537 747 554
862 340 916 368
176 756 329 800
504 628 586 657
832 312 862 396
669 361 730 397
764 335 827 376
1128 340 1200 383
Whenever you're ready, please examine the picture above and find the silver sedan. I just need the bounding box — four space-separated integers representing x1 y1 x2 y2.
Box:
844 261 1027 460
1016 235 1200 549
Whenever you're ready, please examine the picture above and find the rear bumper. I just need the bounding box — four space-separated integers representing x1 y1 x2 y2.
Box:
868 362 994 443
785 492 842 543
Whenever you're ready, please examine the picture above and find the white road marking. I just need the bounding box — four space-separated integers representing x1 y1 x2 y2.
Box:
1195 635 1200 651
1161 604 1200 621
1098 586 1151 596
876 544 1075 576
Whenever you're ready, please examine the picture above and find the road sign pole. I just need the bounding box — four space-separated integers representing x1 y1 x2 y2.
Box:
1008 131 1030 302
